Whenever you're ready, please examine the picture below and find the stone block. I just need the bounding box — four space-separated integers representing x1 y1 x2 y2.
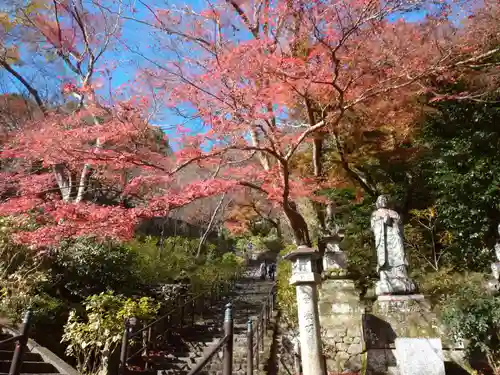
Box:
343 335 353 344
366 348 397 374
346 325 360 337
364 295 450 350
347 343 362 355
325 327 347 338
395 338 445 375
335 351 350 369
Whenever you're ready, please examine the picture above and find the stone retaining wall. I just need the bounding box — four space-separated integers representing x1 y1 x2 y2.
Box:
318 278 365 374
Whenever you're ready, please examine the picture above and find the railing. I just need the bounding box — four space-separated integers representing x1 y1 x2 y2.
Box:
279 335 301 375
118 279 236 374
246 283 276 375
0 310 32 375
187 303 233 375
118 274 277 375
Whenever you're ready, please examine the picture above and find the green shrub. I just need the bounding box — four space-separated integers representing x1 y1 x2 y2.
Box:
276 245 297 328
0 217 51 321
50 237 141 298
127 235 218 285
61 291 159 375
0 269 50 321
417 268 486 307
442 283 500 373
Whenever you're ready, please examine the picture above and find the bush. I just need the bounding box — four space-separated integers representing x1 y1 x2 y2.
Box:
50 237 141 298
276 245 297 328
61 291 159 375
0 217 52 321
442 283 500 373
127 236 214 285
417 267 486 307
128 236 244 293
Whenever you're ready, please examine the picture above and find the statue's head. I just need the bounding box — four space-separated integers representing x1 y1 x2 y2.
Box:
376 195 389 209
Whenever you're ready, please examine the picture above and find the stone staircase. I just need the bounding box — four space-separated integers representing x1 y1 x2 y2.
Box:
0 329 77 375
139 268 276 375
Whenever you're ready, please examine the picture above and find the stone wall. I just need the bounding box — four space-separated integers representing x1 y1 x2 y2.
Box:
136 216 218 240
363 295 467 375
318 278 365 373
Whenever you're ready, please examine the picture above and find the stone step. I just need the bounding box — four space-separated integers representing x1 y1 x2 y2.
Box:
0 360 58 373
0 351 43 362
135 274 276 374
0 339 17 351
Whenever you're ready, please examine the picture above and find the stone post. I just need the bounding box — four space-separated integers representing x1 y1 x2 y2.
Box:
284 246 325 375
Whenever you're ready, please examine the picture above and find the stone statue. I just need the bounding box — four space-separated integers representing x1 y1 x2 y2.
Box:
485 224 500 294
491 224 500 280
495 223 500 260
371 195 416 295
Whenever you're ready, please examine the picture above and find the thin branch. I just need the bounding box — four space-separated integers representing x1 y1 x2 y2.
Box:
0 60 47 115
196 192 226 257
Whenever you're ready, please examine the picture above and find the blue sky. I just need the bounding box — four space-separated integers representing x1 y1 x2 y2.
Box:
0 0 444 150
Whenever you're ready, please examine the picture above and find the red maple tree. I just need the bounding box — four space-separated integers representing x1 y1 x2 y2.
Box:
0 0 498 247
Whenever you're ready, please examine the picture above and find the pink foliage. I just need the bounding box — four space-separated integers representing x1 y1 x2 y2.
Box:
0 0 496 247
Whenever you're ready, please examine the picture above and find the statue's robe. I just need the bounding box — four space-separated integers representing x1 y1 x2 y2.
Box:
371 208 408 274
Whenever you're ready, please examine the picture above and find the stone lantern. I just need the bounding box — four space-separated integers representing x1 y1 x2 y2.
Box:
320 229 347 277
284 245 325 375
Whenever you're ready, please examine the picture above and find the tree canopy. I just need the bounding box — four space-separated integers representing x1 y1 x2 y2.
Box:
0 0 498 248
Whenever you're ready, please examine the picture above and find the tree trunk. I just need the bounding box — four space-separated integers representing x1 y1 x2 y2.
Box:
53 164 73 202
283 201 311 246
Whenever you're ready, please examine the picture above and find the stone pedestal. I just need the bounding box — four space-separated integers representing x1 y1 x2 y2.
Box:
491 262 500 280
375 269 417 296
485 262 500 295
363 295 463 375
395 338 445 375
285 246 325 375
319 279 364 373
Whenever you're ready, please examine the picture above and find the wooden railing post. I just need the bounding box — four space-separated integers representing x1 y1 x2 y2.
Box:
259 311 264 349
118 319 130 375
8 310 31 375
263 303 268 333
255 340 260 370
222 303 233 375
269 291 274 317
191 298 195 326
247 319 253 375
143 326 152 370
180 298 185 326
118 317 137 375
294 339 301 375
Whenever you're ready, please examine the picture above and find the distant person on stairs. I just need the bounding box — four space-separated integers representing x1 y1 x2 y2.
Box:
259 261 267 280
268 263 276 281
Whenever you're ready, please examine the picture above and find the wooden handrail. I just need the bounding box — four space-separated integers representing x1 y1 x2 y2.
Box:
0 335 22 347
187 334 230 375
188 303 233 375
118 278 237 374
